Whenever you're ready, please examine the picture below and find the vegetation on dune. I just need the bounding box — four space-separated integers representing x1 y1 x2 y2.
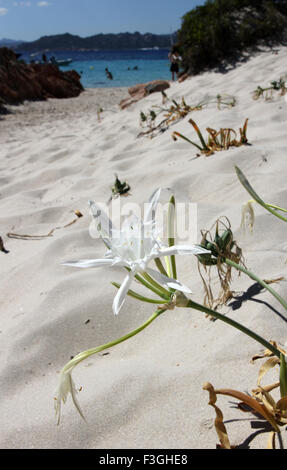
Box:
172 117 249 156
138 93 236 138
177 0 287 74
253 76 287 100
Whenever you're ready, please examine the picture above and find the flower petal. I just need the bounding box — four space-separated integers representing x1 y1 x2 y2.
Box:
159 244 210 256
148 244 210 262
113 273 134 315
61 258 116 269
145 267 192 293
55 370 85 425
89 200 114 246
144 188 161 225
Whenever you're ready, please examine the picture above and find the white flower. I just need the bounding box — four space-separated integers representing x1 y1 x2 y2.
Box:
54 369 84 425
240 200 255 233
62 189 209 315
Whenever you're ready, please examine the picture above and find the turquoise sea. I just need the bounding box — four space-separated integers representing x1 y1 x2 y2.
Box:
18 48 172 88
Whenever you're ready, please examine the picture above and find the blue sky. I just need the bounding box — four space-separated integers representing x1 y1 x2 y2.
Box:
0 0 207 41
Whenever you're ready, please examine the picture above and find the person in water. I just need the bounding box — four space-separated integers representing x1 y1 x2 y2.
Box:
105 68 113 80
168 46 182 81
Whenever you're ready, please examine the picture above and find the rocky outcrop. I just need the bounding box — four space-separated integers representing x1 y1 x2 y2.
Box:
0 47 84 108
119 80 170 109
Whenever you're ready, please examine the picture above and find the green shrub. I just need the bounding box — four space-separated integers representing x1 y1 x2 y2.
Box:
177 0 287 74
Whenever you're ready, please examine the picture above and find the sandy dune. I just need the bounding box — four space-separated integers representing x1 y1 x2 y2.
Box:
0 46 287 449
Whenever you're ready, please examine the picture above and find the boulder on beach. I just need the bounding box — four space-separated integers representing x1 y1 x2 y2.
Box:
0 47 84 109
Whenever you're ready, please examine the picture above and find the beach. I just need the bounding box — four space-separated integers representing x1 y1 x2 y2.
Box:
0 45 287 450
0 87 130 138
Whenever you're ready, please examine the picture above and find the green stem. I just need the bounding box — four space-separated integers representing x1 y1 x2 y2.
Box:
125 267 170 301
112 282 167 304
280 353 287 398
164 255 173 278
224 258 287 312
168 195 177 280
64 308 166 373
132 272 170 300
141 271 171 298
265 203 287 214
260 204 287 223
154 257 168 276
173 131 204 151
185 299 281 358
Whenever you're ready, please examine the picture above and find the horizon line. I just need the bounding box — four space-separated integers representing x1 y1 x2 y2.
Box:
1 30 177 43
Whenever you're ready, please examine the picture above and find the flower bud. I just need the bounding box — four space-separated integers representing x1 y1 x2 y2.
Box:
174 290 190 308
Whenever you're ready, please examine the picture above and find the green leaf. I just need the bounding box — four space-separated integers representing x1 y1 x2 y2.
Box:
280 353 287 398
235 166 287 223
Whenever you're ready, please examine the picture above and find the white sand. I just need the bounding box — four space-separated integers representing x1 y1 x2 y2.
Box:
0 47 287 449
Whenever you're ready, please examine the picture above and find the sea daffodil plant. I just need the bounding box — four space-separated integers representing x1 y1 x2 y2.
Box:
55 189 284 424
62 189 206 316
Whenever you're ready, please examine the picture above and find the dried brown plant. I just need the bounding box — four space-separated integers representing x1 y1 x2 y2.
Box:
203 342 287 449
197 217 245 311
172 118 249 156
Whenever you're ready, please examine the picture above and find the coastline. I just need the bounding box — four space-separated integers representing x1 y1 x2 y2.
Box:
0 45 287 450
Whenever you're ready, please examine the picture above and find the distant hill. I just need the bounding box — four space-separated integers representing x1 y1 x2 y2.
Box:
15 32 176 51
0 38 24 47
